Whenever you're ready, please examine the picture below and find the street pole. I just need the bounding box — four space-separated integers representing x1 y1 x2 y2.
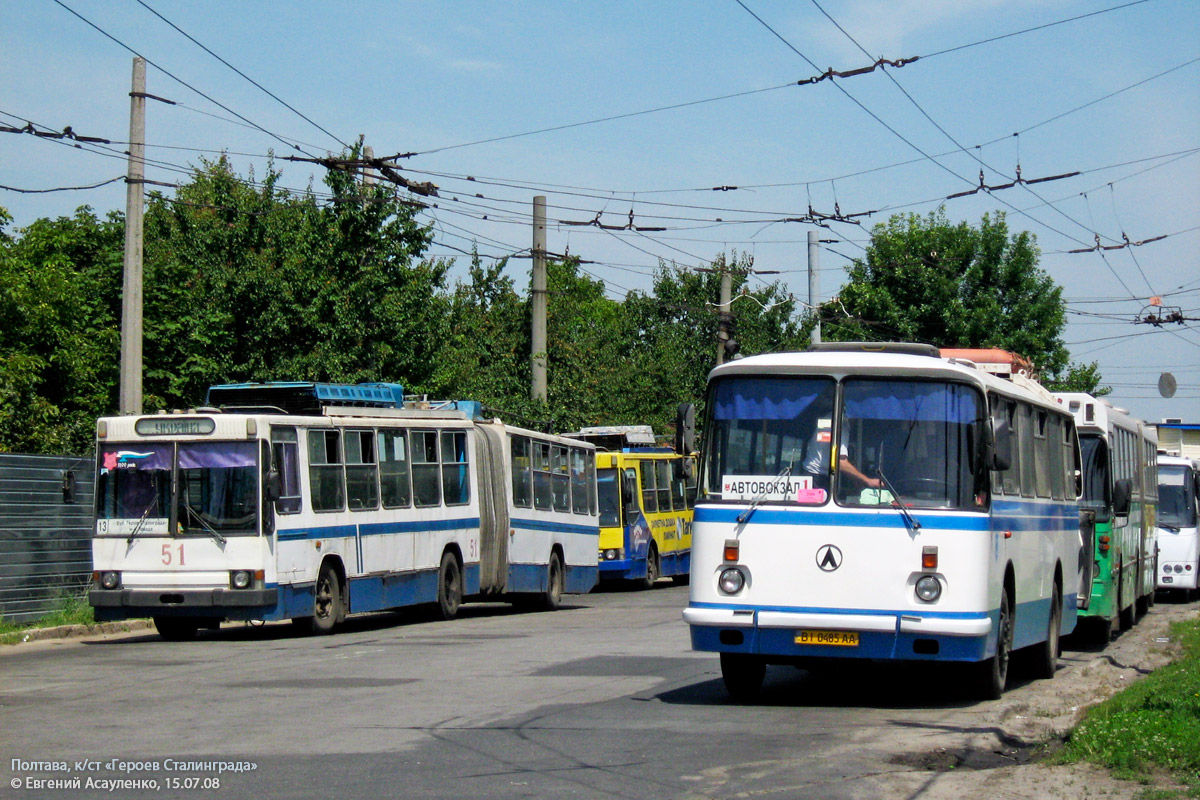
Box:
531 196 548 402
808 229 821 345
119 56 146 415
716 267 732 365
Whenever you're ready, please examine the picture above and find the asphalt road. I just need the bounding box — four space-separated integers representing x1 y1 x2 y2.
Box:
0 583 1102 800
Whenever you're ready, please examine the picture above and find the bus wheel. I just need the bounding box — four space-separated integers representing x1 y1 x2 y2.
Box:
541 551 564 611
639 546 660 590
436 551 462 621
154 616 199 641
1118 567 1135 631
303 564 342 635
1031 582 1061 680
720 653 765 701
976 587 1013 700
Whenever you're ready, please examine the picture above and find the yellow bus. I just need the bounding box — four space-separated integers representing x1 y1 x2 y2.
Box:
568 426 696 587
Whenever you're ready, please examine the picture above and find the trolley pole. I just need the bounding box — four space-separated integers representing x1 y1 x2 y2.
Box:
531 196 548 402
808 229 821 345
119 56 146 415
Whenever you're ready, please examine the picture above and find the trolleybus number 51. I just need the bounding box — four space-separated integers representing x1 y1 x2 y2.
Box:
162 543 185 566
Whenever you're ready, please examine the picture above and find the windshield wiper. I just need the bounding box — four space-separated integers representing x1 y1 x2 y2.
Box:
126 504 155 544
179 502 227 546
736 455 797 529
877 467 922 534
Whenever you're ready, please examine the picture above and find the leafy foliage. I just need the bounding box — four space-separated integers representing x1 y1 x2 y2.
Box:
0 169 1101 455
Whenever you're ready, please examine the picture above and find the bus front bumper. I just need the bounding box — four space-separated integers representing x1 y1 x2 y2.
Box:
683 605 994 662
90 587 278 612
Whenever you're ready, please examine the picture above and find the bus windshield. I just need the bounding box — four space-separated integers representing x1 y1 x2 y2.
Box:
703 375 985 510
96 441 260 536
1078 435 1108 509
1159 465 1198 529
597 468 620 528
838 379 984 510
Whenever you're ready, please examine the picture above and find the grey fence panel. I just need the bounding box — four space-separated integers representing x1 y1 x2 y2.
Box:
0 453 96 624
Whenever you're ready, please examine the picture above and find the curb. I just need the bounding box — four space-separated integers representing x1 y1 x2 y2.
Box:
6 619 154 645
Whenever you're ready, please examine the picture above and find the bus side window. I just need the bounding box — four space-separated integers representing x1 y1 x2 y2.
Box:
1003 400 1021 496
533 442 553 510
379 429 412 508
271 426 302 514
570 448 589 514
551 445 570 512
640 460 657 513
511 436 532 508
345 429 380 511
1033 411 1051 498
308 429 345 512
686 458 698 509
671 461 685 510
1018 404 1036 497
441 430 470 506
411 430 442 507
656 460 672 511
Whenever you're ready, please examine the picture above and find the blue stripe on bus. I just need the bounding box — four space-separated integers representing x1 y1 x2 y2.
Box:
277 517 481 541
510 517 601 536
694 506 992 530
687 599 989 621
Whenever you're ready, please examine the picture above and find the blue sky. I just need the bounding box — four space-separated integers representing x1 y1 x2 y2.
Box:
3 1 1198 424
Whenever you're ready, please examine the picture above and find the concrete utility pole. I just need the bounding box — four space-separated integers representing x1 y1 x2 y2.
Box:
362 145 375 188
531 196 548 402
716 267 732 365
808 230 821 345
119 57 146 415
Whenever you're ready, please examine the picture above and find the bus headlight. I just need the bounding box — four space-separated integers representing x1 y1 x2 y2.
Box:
718 567 745 595
915 575 942 602
601 549 621 561
230 570 253 590
98 571 121 590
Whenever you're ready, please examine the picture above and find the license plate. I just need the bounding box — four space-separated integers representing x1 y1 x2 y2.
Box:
795 630 859 646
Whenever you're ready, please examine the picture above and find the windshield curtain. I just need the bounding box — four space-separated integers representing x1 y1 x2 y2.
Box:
838 379 984 510
97 444 173 522
703 376 836 501
96 441 261 536
1158 465 1198 528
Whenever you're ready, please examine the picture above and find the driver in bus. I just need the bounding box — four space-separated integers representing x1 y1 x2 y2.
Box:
803 409 882 491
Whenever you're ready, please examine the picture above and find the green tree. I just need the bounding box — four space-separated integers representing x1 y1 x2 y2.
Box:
0 206 122 453
826 210 1096 385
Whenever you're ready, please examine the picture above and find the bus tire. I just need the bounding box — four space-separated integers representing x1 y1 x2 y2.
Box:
639 545 660 590
301 564 342 635
542 551 564 611
1031 582 1061 680
436 551 462 621
976 586 1013 700
154 616 199 641
1118 564 1135 631
720 653 765 701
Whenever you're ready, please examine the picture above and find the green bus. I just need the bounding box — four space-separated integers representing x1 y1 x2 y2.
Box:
1055 393 1158 640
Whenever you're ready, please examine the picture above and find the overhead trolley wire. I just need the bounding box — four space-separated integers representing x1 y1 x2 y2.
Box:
51 0 320 158
133 0 350 151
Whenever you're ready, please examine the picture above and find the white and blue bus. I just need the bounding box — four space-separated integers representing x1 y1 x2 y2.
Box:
1156 451 1200 598
90 382 599 639
683 343 1083 700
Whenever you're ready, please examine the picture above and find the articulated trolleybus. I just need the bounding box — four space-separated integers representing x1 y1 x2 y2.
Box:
1157 451 1200 599
684 343 1083 700
90 382 599 639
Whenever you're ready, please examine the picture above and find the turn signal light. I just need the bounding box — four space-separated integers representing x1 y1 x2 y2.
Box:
723 539 740 563
1099 535 1111 553
922 546 938 570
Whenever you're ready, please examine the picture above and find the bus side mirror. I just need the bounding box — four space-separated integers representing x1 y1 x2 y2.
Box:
675 403 696 457
1112 478 1132 516
991 418 1012 471
265 470 282 503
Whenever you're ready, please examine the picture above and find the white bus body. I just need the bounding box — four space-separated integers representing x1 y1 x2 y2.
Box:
1156 452 1200 594
684 345 1083 699
90 383 599 638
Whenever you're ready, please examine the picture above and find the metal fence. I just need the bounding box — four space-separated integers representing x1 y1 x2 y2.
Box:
0 453 95 624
